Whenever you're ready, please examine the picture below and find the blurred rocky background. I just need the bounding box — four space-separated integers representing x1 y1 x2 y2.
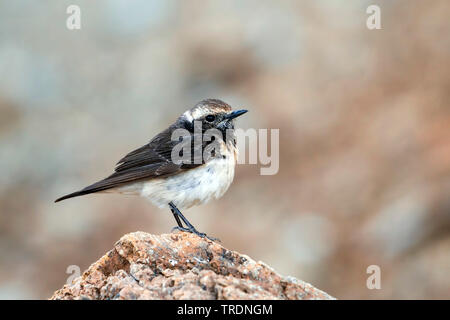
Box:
0 0 449 299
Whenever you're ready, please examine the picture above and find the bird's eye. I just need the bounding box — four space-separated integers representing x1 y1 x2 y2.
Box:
205 115 215 122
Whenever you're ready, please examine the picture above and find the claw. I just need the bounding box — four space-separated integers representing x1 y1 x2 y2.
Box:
171 226 220 242
171 226 189 233
168 202 220 242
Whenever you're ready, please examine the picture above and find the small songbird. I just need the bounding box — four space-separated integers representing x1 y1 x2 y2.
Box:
55 99 247 241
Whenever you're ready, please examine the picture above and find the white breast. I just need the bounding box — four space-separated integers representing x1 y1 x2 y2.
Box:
116 153 236 209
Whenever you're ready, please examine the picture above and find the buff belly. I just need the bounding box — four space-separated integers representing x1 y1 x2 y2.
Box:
114 156 236 209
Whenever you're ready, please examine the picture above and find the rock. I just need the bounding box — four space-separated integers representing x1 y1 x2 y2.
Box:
51 231 335 300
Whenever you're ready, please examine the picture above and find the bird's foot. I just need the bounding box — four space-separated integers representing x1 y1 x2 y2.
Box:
171 226 220 242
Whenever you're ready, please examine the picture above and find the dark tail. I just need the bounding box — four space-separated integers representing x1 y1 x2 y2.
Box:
55 191 82 202
55 189 102 203
55 167 151 203
55 181 114 203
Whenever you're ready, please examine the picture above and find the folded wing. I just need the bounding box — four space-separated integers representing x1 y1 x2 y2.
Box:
55 126 205 202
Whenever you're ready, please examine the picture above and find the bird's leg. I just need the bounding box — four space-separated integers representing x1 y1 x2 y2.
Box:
170 204 184 228
168 202 206 237
168 202 220 242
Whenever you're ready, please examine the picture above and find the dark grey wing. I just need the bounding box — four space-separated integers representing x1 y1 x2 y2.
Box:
114 127 178 172
55 126 204 202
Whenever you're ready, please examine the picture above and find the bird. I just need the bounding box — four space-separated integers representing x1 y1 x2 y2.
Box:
55 99 248 241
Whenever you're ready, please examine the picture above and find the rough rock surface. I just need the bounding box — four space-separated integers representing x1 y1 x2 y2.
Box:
51 231 335 300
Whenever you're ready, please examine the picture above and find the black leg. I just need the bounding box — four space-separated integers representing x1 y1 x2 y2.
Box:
169 205 184 228
168 202 220 242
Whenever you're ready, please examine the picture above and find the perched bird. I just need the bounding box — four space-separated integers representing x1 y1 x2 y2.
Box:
55 99 247 241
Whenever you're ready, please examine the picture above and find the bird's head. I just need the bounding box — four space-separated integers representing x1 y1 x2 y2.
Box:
181 99 247 133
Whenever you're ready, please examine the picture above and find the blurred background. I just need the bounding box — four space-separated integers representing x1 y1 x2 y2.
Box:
0 0 449 299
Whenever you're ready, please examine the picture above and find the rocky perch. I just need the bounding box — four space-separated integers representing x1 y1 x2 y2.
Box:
51 231 335 300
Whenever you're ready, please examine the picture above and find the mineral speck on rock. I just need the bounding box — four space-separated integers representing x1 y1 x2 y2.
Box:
51 231 335 300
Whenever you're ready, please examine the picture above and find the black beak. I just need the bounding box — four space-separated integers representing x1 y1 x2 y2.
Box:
225 109 248 120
